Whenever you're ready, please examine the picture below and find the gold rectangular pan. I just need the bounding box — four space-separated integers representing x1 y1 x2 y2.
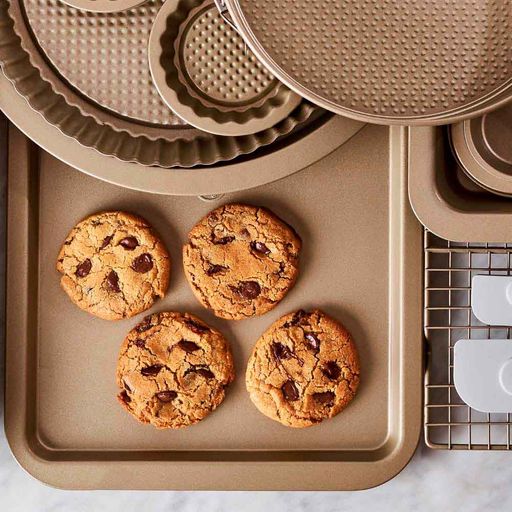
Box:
4 123 422 491
409 127 512 243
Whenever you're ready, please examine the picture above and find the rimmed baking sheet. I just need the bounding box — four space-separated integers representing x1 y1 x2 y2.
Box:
4 123 422 490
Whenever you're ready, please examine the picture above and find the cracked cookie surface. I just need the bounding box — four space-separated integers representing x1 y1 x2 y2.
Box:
246 309 360 428
116 312 235 429
183 203 301 320
57 211 170 320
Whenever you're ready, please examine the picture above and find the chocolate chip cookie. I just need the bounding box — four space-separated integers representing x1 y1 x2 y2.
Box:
183 203 301 320
57 211 170 320
246 309 360 428
116 312 235 429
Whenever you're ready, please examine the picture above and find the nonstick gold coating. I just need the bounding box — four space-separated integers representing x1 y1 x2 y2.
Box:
451 103 512 196
225 0 512 125
4 122 422 490
0 0 316 166
59 0 148 13
149 0 302 136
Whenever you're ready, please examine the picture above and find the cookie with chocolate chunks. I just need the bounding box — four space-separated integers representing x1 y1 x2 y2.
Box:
246 309 360 428
183 203 301 320
57 211 170 320
116 312 235 429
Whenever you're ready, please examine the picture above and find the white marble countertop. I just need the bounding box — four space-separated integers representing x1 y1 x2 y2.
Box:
1 429 511 511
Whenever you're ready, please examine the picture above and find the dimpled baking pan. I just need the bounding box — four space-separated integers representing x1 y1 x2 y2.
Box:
0 0 315 166
149 0 302 136
409 126 512 243
451 102 512 196
223 0 512 125
5 121 422 490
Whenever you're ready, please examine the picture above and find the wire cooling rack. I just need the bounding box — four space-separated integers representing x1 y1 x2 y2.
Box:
424 230 512 450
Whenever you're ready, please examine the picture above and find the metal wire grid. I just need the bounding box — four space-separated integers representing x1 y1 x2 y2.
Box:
424 230 512 450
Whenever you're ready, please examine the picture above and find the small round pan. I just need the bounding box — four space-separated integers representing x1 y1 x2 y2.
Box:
59 0 148 13
451 103 512 196
149 0 302 136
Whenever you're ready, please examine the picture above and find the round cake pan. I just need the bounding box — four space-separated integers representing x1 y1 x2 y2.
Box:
0 0 315 167
149 0 302 136
451 102 512 196
58 0 148 13
224 0 512 125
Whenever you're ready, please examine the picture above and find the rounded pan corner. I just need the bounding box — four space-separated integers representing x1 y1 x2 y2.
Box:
3 423 66 491
408 126 512 243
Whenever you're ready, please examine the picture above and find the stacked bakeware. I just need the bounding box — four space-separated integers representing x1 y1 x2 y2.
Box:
0 0 511 490
451 103 512 196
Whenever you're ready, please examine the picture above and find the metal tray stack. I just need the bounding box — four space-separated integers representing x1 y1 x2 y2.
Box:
0 0 511 490
409 116 512 451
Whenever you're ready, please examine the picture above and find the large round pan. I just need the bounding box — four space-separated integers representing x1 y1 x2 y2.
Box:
224 0 512 125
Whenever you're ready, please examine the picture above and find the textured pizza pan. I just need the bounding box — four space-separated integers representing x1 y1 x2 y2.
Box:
224 0 512 125
451 102 512 196
149 0 301 136
0 69 363 194
5 123 422 490
0 0 315 167
409 126 512 243
59 0 148 14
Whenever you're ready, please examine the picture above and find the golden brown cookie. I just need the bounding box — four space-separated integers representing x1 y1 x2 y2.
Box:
116 312 235 429
57 211 170 320
183 203 301 320
246 309 360 428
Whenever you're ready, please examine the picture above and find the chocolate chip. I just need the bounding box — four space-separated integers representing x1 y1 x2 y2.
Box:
272 342 292 361
119 390 131 404
133 338 146 348
141 364 163 376
132 253 153 273
75 259 92 278
313 391 335 405
281 380 299 401
322 361 341 380
187 367 214 379
185 319 209 334
119 236 139 250
206 264 227 276
155 390 177 402
135 317 152 332
304 333 320 352
231 281 261 299
100 235 113 250
195 368 214 379
251 241 271 255
212 235 235 245
178 340 200 352
105 270 121 293
285 309 308 327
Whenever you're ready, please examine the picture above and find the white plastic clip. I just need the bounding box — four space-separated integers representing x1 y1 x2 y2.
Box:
471 275 512 326
454 339 512 413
